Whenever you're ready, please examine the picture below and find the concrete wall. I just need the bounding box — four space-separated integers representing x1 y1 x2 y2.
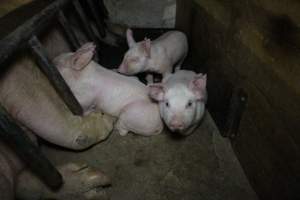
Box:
176 0 300 199
103 0 176 28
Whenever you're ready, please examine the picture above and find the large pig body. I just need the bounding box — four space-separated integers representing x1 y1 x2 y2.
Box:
149 70 207 136
0 55 114 150
118 29 188 82
54 43 163 136
0 28 116 199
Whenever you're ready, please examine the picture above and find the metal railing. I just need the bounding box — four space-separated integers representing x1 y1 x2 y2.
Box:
0 0 108 190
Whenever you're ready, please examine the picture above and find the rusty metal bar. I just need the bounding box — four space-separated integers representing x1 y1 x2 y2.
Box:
58 10 81 51
73 0 100 61
86 0 106 37
0 105 63 190
29 35 83 116
0 0 72 67
96 0 108 19
223 88 248 138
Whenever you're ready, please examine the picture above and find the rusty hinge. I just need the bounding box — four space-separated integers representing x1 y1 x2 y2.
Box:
223 88 248 138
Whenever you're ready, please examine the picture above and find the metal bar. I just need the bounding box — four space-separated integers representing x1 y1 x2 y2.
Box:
0 105 63 190
0 0 72 67
73 0 100 61
86 0 106 37
224 88 248 138
29 36 83 116
58 10 81 51
96 0 109 19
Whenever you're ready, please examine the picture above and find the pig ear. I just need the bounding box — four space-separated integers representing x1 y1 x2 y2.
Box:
126 29 136 48
142 38 151 58
148 83 165 101
71 43 95 70
189 73 207 101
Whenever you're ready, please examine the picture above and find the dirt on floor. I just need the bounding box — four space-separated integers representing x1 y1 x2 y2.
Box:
42 112 258 200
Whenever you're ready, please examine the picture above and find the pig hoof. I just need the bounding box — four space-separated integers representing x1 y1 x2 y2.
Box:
118 129 128 136
115 120 129 136
16 162 111 200
76 134 90 147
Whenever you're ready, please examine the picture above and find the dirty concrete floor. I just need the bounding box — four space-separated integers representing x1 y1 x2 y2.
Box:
42 113 258 200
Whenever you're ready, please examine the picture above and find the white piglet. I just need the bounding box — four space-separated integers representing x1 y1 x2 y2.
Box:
148 70 207 136
118 29 188 83
54 43 163 136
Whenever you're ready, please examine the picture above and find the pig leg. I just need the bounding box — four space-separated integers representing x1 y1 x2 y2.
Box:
174 52 187 72
16 162 110 200
0 140 27 200
8 100 114 150
0 150 17 200
0 172 13 200
181 123 199 136
116 100 163 136
0 56 115 151
0 146 111 200
0 134 111 200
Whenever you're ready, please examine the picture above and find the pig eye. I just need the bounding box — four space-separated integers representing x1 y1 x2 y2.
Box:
186 100 193 108
165 101 169 107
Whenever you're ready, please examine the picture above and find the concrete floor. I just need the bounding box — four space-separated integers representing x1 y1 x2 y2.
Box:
42 113 258 200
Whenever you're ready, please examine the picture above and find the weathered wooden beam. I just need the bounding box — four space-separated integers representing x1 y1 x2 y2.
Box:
73 0 100 61
58 10 81 51
86 0 106 37
0 0 72 67
0 105 63 190
28 35 83 116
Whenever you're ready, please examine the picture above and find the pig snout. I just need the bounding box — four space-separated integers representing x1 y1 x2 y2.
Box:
117 62 128 74
169 116 185 131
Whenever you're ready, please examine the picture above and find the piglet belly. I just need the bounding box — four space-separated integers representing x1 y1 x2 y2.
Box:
94 71 148 116
96 85 147 117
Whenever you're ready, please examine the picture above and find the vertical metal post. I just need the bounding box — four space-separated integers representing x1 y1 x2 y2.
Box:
57 10 81 51
29 35 83 116
86 0 106 37
224 88 248 138
73 0 100 61
0 105 63 190
96 0 108 19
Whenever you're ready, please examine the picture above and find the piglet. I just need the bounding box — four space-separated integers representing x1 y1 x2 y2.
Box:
118 29 188 83
148 70 207 136
54 43 163 136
